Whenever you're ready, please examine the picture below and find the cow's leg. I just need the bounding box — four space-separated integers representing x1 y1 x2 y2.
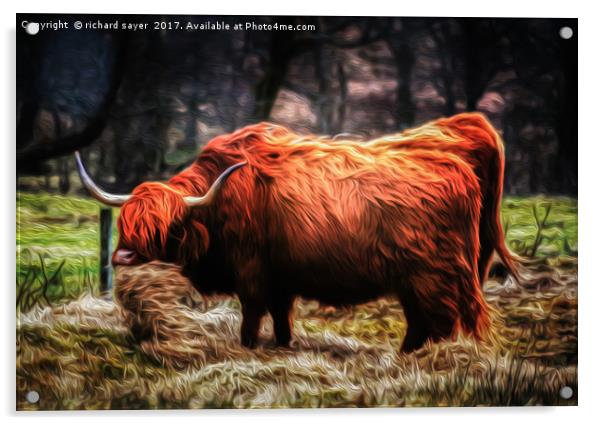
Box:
236 256 267 349
477 225 495 285
398 270 460 353
397 286 430 352
268 294 294 347
239 299 265 348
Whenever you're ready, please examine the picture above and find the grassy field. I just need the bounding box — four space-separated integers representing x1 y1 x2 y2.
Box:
16 192 578 409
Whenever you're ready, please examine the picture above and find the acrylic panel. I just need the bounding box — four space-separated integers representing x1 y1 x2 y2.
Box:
16 14 578 409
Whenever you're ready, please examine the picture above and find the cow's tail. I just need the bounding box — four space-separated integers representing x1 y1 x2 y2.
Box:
479 117 521 283
446 113 521 284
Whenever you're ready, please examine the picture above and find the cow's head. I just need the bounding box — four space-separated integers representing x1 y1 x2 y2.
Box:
75 152 245 266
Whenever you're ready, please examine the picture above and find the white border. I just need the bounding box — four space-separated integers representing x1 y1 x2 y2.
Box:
3 1 600 423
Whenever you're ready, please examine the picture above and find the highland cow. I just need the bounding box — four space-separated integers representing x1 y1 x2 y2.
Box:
76 112 516 353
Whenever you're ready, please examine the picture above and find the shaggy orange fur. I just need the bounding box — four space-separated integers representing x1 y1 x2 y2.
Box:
115 113 514 352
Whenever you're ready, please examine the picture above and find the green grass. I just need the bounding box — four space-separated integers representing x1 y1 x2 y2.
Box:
502 196 578 258
16 192 119 310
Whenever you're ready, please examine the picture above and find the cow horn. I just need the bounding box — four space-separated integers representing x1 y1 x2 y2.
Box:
74 151 132 207
184 162 246 207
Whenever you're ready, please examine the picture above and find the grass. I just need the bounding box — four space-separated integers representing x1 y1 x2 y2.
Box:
16 191 578 409
502 197 577 258
16 192 119 311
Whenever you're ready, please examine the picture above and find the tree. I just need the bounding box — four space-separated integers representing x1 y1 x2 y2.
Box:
253 17 389 123
17 32 129 170
385 18 416 129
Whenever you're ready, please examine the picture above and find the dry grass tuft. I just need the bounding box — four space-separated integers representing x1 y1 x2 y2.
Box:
114 262 248 369
17 259 577 409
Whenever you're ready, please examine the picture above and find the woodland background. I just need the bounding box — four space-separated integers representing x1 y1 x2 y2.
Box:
17 15 577 195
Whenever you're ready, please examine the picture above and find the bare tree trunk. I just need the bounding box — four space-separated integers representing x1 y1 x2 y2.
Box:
335 61 347 133
553 28 577 195
52 111 71 194
430 21 458 116
314 45 331 133
252 18 321 120
253 22 297 120
461 19 497 112
388 20 416 129
59 159 70 194
184 99 199 151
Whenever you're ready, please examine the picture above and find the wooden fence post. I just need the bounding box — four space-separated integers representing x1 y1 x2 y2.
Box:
99 207 113 294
